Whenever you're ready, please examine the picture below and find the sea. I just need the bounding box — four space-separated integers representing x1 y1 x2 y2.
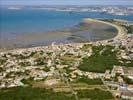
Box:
0 7 133 48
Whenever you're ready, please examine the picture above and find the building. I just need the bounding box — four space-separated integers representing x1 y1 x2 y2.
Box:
121 91 133 100
123 67 133 79
111 66 124 77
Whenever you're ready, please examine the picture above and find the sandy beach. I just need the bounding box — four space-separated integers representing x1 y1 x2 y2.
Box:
84 18 126 40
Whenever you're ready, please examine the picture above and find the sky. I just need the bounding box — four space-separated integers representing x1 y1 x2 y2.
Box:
1 0 133 6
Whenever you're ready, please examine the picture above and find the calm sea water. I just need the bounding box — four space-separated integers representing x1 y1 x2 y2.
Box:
0 8 133 48
1 8 133 37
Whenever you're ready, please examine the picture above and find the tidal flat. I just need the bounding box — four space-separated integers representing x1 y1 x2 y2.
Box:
0 19 118 49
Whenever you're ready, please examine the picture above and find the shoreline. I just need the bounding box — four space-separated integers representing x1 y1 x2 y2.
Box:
84 18 126 40
0 18 126 53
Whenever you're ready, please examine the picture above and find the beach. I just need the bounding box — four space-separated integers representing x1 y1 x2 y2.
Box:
0 18 127 53
1 7 132 49
84 18 126 40
0 18 119 49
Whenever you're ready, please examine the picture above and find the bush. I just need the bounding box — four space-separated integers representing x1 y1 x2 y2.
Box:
77 88 113 100
74 76 103 85
0 87 75 100
78 45 119 73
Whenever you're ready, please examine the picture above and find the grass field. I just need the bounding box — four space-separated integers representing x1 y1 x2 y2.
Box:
0 86 113 100
78 45 119 73
78 44 133 73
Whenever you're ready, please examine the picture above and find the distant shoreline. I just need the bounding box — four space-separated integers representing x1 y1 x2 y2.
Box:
3 5 133 16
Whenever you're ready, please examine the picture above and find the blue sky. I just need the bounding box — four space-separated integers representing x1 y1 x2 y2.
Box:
1 0 133 6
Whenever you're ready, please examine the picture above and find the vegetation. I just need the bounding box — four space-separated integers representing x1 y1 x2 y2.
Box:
21 77 34 86
0 86 113 100
100 19 114 23
43 66 50 72
0 87 75 100
19 61 31 67
122 24 133 34
35 58 46 65
74 76 103 85
122 76 133 84
101 19 133 34
60 54 77 65
79 44 133 73
0 58 6 65
0 67 4 72
81 44 92 51
12 52 36 59
120 58 133 67
78 45 119 73
77 88 114 100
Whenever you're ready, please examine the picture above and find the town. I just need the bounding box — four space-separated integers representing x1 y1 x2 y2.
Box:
6 5 133 16
0 19 133 100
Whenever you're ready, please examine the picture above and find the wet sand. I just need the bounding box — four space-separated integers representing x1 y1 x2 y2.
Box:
0 31 71 49
84 18 126 40
0 18 119 49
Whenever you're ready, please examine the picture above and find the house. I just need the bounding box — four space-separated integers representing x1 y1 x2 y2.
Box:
111 66 124 77
113 91 121 98
121 91 133 100
117 76 124 85
127 85 133 92
123 67 133 79
104 70 111 80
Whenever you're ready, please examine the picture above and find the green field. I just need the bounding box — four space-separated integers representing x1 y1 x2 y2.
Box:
78 45 119 73
77 88 114 100
0 87 75 100
73 76 103 85
0 87 114 100
78 45 133 73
